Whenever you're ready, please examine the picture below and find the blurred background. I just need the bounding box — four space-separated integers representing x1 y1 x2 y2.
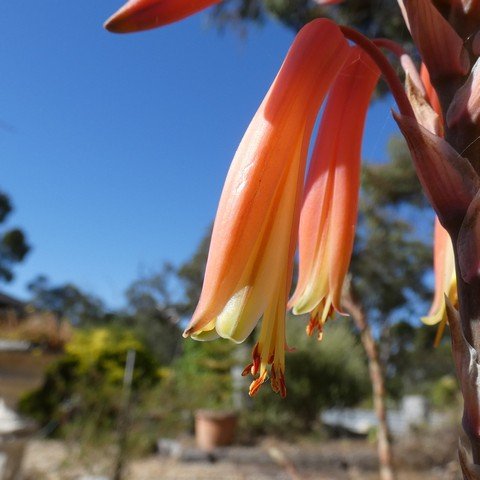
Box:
0 1 462 479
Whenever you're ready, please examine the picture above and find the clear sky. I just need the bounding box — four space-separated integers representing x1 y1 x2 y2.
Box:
0 2 398 308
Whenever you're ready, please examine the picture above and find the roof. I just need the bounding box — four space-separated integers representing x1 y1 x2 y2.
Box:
0 292 25 310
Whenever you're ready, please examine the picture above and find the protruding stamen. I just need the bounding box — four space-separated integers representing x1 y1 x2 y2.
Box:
251 344 261 375
249 371 268 397
241 363 253 377
278 373 287 399
305 302 334 341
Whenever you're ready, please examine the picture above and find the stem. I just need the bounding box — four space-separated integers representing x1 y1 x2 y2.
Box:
372 38 406 58
373 39 426 97
339 26 415 120
344 290 396 480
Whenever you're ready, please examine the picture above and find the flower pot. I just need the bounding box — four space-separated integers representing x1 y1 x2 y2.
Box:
194 410 238 451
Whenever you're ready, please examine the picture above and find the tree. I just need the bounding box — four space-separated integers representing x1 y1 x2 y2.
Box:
0 191 29 283
351 137 432 322
211 0 411 46
386 320 455 399
125 263 176 315
27 275 105 325
177 228 211 315
122 264 181 364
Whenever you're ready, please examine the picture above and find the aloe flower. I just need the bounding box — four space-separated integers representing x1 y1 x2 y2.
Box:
182 20 350 396
104 0 220 33
105 0 480 469
289 47 379 336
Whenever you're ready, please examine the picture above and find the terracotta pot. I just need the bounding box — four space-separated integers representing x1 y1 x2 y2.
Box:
194 410 238 451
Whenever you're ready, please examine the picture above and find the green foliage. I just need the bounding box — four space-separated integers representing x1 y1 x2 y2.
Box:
130 337 240 439
430 375 460 410
144 317 369 437
351 211 431 319
125 263 175 314
116 311 181 366
386 321 456 399
174 337 237 411
0 190 30 283
177 227 211 315
122 264 182 365
245 318 369 435
362 137 428 208
18 327 160 432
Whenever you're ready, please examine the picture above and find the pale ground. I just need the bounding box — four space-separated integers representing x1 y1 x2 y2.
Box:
0 350 463 479
21 437 461 480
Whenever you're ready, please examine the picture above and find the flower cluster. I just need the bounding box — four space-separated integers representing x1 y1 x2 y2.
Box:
104 0 480 403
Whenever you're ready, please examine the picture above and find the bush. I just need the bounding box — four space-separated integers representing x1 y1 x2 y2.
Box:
19 327 160 433
430 375 460 409
173 337 237 411
244 317 370 436
151 316 369 438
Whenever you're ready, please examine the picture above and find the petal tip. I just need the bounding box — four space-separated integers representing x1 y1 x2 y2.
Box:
103 12 133 34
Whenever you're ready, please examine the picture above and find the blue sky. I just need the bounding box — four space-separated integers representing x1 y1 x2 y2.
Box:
0 3 398 308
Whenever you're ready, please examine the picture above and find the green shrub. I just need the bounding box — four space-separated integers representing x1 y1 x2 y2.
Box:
430 375 460 409
173 337 237 411
243 317 370 436
149 316 369 438
19 327 160 432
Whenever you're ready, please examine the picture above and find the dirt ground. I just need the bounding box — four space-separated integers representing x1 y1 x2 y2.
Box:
21 436 461 480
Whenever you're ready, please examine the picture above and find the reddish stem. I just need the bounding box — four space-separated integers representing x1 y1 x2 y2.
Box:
339 26 415 119
374 38 427 99
373 38 406 57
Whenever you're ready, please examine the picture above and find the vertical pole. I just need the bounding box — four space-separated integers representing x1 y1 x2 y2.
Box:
113 349 136 480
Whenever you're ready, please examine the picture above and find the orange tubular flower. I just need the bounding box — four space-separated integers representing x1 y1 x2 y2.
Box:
104 0 220 33
182 19 350 396
422 217 457 345
289 47 380 338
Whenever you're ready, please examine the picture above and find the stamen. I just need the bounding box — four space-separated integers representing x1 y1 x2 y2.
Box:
279 373 287 398
317 330 323 342
305 300 334 341
241 363 253 377
252 344 261 375
249 371 268 396
243 343 287 397
306 314 317 336
269 366 287 398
